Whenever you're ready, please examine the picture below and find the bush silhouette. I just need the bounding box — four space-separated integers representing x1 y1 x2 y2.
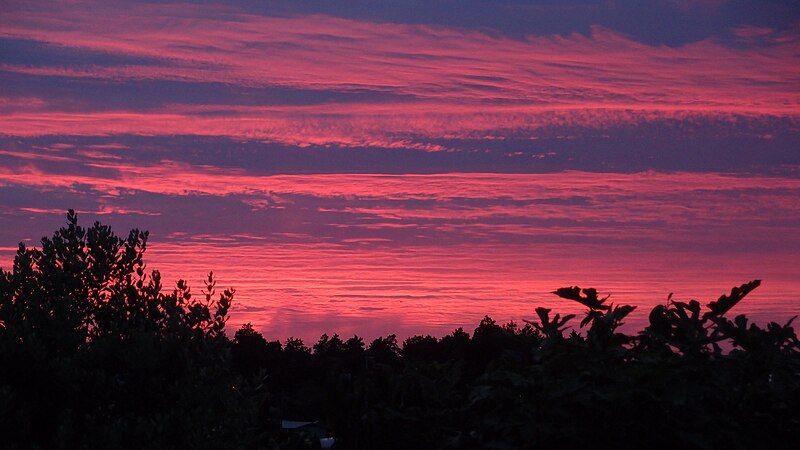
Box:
1 212 798 449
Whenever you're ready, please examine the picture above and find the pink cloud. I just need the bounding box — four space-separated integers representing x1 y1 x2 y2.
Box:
1 1 799 340
2 151 798 240
1 1 798 147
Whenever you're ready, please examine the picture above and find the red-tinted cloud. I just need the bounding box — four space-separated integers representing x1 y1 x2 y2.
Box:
1 1 799 340
1 1 798 147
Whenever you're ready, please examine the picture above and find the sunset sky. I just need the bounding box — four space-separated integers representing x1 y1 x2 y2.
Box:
1 0 799 340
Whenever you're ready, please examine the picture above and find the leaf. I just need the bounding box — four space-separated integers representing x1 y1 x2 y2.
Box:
704 280 761 319
552 286 611 310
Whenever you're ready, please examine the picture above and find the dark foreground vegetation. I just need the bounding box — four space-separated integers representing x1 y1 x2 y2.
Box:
1 212 799 449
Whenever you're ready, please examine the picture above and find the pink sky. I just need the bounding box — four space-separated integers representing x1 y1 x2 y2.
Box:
1 0 799 340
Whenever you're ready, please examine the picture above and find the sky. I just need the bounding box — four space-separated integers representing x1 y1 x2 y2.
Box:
1 0 799 341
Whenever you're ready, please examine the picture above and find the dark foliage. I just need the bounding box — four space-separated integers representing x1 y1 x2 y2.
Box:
0 211 265 449
1 213 799 449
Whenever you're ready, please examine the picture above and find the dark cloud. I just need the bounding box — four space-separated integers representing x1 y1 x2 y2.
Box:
0 38 169 68
0 71 417 111
181 0 800 46
2 112 797 175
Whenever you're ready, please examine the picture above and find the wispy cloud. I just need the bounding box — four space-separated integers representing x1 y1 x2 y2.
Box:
1 1 799 339
1 1 798 148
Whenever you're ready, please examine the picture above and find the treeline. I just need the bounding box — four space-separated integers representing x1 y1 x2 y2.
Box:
1 212 798 449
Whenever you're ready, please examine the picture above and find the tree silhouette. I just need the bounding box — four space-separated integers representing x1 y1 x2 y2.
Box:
0 211 260 449
1 212 798 449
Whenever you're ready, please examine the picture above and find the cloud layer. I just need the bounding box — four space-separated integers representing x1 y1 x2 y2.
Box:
1 0 798 339
2 0 799 153
2 143 798 339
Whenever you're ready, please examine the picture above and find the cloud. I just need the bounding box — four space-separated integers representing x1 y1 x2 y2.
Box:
1 147 798 249
1 1 799 340
1 147 798 340
1 1 798 149
158 0 800 46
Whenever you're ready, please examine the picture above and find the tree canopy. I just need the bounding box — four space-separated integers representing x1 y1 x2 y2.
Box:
1 212 798 449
